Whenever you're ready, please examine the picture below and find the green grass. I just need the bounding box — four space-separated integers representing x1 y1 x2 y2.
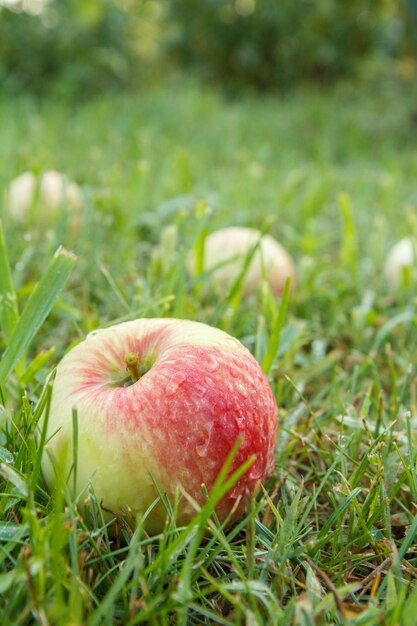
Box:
1 71 417 624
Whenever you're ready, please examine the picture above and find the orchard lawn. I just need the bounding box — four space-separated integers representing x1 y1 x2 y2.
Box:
1 70 417 624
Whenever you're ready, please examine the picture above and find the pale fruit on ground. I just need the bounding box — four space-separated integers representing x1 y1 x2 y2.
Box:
5 172 37 222
195 226 296 296
6 169 83 224
383 237 416 286
41 318 277 532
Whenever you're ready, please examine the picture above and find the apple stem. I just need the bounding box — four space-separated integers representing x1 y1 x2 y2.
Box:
125 353 140 383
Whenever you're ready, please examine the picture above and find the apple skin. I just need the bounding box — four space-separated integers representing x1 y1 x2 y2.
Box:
192 226 296 297
41 318 277 531
383 237 415 286
6 170 83 224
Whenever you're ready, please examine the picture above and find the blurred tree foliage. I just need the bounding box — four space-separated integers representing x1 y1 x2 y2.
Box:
0 0 140 97
0 0 415 97
164 0 416 91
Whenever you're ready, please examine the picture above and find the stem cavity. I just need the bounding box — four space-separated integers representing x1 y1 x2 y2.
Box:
124 352 151 385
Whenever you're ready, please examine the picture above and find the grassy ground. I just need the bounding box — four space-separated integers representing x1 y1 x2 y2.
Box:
1 72 417 624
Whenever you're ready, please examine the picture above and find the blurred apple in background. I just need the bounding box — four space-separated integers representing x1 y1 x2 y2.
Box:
383 237 416 286
191 226 296 297
41 318 277 532
5 169 83 226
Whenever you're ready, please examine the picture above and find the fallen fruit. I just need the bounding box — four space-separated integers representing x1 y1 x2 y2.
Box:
41 318 277 531
383 237 416 286
6 169 83 225
192 226 296 296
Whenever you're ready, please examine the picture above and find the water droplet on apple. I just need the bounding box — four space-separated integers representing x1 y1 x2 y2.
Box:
235 414 246 429
248 466 262 482
194 383 207 397
166 381 179 396
204 422 214 438
196 442 209 457
165 372 186 396
206 354 219 372
237 383 248 398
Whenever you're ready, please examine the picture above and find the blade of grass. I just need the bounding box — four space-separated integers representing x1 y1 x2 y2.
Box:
397 512 417 561
339 191 358 277
317 487 362 541
71 408 79 497
87 526 143 626
192 200 210 298
262 277 291 375
227 237 262 309
29 374 54 491
0 246 76 386
19 347 55 386
176 439 256 623
0 220 19 343
401 580 417 626
99 262 130 313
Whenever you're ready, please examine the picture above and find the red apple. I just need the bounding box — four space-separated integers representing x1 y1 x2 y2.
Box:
191 226 296 297
41 318 277 531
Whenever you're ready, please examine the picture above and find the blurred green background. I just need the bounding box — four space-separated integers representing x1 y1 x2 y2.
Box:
0 0 416 97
